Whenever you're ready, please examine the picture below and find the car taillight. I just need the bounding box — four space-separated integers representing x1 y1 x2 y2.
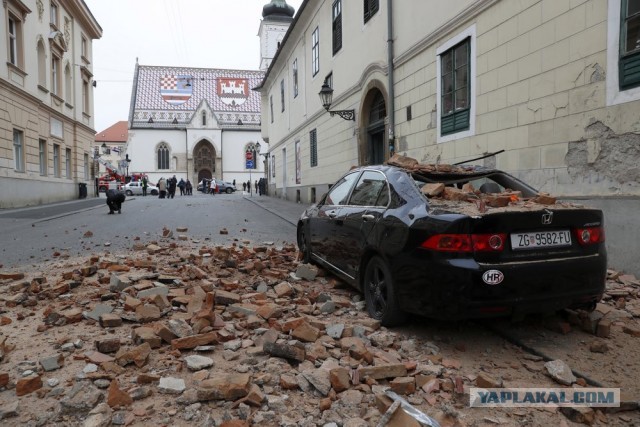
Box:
574 226 605 245
421 233 506 252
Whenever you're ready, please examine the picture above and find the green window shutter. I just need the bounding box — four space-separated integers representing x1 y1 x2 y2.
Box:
441 109 470 136
620 53 640 89
310 129 318 167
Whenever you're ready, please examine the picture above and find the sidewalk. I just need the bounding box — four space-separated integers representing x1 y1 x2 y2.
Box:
243 194 309 226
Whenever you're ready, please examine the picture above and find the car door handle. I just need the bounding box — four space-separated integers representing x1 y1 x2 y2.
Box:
328 211 337 218
362 214 375 221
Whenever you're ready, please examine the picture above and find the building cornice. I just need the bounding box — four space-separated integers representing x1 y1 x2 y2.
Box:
394 0 500 67
59 0 102 39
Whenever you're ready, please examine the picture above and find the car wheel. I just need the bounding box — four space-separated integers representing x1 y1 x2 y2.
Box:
125 190 133 196
99 186 107 193
226 188 233 194
363 255 407 327
150 189 158 196
296 223 311 263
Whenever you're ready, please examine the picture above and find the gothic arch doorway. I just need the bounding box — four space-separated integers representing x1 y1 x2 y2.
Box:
359 86 388 165
193 140 216 183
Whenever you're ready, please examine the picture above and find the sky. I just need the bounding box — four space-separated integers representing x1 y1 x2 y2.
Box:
84 0 304 133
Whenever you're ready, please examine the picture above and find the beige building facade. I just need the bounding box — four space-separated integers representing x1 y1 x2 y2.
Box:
259 0 640 274
1 0 101 208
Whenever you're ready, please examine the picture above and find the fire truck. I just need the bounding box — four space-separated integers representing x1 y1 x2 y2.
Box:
96 158 125 192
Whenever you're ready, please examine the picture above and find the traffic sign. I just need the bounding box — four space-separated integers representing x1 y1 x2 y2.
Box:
246 160 254 169
245 151 253 160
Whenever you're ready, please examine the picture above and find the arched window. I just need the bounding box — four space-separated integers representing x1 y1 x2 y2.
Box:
64 64 72 102
157 143 170 170
201 111 206 126
37 40 46 87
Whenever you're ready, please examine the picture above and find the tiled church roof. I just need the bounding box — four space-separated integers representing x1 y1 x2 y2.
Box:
130 65 264 128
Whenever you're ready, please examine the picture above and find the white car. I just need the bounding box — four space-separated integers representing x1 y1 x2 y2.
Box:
123 181 159 196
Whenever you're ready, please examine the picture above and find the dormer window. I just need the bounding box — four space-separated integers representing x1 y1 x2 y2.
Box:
202 111 207 126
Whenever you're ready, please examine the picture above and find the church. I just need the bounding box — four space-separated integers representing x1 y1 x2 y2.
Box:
123 0 294 189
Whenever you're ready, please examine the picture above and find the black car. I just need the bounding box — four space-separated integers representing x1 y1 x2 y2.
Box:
297 161 606 326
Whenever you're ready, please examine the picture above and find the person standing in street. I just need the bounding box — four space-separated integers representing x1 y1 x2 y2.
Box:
242 182 247 192
178 178 185 196
185 180 192 195
168 175 177 199
141 176 148 197
246 180 251 195
158 177 167 199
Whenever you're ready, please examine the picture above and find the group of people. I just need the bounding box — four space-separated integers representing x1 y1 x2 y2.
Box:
242 178 266 196
156 175 193 199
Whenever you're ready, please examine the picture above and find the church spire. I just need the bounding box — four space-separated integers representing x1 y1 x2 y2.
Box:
262 0 295 19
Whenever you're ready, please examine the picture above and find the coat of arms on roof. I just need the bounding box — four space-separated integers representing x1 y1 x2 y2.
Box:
217 78 249 107
160 75 192 106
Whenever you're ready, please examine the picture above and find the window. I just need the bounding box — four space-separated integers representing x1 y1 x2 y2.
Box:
82 79 90 113
620 0 640 89
65 148 72 179
39 139 47 176
51 56 61 96
312 27 320 77
271 155 275 178
157 144 170 170
65 65 72 102
270 95 274 123
8 13 23 68
13 130 24 172
37 40 46 87
440 38 470 136
50 2 59 28
310 129 318 167
333 0 343 54
293 59 299 97
325 172 360 205
349 170 389 207
201 111 207 126
83 153 89 180
81 36 88 59
280 79 285 112
364 0 379 24
53 144 60 177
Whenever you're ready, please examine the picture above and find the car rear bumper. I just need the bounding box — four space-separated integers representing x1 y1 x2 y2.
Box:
393 251 607 320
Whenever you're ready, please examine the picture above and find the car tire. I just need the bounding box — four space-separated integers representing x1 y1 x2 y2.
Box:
99 186 107 193
150 189 158 196
296 223 311 264
125 190 133 196
363 255 407 327
226 188 233 194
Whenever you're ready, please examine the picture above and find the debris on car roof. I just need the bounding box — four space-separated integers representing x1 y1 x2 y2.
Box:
385 153 583 215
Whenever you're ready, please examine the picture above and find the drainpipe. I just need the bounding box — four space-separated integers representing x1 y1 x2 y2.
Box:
184 128 189 183
387 0 396 155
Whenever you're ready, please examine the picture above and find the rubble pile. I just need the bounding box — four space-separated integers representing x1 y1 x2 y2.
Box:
386 153 579 215
0 229 639 426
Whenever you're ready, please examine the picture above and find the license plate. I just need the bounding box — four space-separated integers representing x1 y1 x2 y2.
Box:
511 230 572 250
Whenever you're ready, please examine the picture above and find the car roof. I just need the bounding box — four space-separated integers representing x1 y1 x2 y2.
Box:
352 164 501 181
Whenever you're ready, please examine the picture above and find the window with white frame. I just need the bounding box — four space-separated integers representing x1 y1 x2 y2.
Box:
293 59 299 98
82 79 90 114
312 27 320 77
13 130 24 172
7 12 23 68
65 148 72 179
51 56 61 96
333 0 343 54
39 139 47 176
157 143 170 170
53 144 60 177
50 2 59 28
81 35 88 60
620 0 640 89
436 25 476 143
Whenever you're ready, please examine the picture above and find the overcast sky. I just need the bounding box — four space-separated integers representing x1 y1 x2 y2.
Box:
84 0 303 133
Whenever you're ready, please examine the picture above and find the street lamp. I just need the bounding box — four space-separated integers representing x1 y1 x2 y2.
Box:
125 154 131 182
318 76 355 121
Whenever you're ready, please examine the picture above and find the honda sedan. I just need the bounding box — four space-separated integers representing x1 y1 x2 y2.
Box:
296 161 606 326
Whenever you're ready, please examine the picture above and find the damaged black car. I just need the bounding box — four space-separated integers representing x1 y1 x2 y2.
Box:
296 157 606 326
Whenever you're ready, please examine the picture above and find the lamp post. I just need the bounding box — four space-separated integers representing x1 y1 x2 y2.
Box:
125 154 131 183
318 77 355 121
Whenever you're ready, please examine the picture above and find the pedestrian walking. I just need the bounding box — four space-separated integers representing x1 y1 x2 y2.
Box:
242 182 247 192
168 175 177 199
157 177 167 199
185 180 192 195
254 180 258 194
106 189 126 214
178 178 186 196
141 176 148 197
246 180 251 194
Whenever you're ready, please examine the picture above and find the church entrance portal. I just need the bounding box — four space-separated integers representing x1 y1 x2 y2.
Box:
193 140 216 184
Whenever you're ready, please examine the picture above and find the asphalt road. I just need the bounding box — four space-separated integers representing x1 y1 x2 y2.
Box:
0 192 304 270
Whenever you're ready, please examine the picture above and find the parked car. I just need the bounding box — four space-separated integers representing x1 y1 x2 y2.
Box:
296 161 607 326
198 179 236 194
123 181 158 196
